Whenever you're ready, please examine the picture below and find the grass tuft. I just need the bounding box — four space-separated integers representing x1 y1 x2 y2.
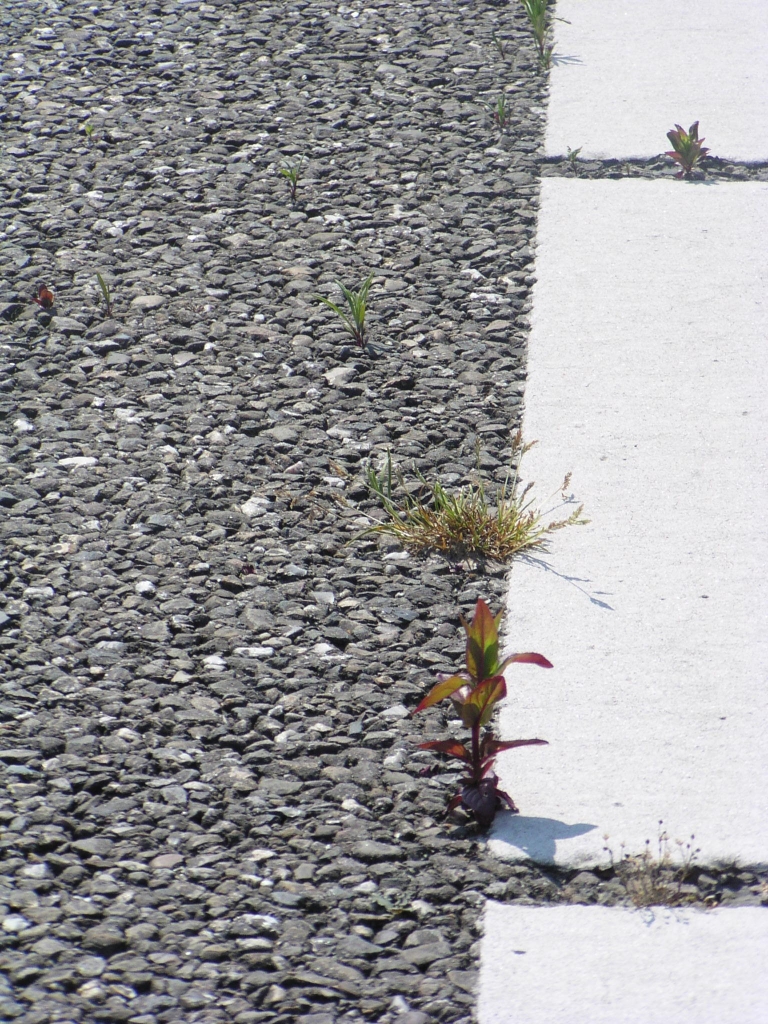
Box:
604 823 701 907
489 95 511 132
520 0 554 68
279 155 306 202
361 433 587 562
96 272 114 317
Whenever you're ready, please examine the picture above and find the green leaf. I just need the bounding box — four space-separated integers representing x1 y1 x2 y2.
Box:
413 675 469 714
316 295 355 339
500 651 553 671
419 739 472 764
317 295 343 317
463 598 502 683
460 675 507 729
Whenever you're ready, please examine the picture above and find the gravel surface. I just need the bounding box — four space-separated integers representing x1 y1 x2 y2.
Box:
1 3 766 1024
543 155 768 180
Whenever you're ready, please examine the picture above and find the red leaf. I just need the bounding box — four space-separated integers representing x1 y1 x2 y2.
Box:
419 739 472 764
32 285 55 309
484 737 549 755
501 652 553 670
479 737 548 776
447 792 464 815
461 778 501 828
496 787 519 814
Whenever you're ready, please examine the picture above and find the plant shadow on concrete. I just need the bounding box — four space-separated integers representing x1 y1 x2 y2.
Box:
362 433 587 565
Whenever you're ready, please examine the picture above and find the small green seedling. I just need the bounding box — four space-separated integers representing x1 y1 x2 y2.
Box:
279 156 306 202
567 146 582 175
83 122 95 141
520 0 554 68
489 95 510 132
665 122 710 178
317 273 374 349
96 273 114 317
492 33 507 59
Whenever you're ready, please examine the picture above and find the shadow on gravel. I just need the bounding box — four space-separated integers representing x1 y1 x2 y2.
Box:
493 814 597 862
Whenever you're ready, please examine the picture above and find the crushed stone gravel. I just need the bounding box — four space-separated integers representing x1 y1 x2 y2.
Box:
1 2 766 1023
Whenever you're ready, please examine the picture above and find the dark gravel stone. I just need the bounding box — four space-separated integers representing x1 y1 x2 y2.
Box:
0 748 37 763
71 837 113 857
351 841 405 863
82 925 126 954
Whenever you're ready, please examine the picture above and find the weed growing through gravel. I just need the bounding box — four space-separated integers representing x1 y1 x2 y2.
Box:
363 434 586 562
316 272 374 349
414 598 551 828
32 285 55 310
567 145 582 175
83 121 95 141
666 121 710 178
520 0 554 68
279 155 306 203
370 890 412 917
489 95 511 132
603 823 701 907
492 33 508 59
96 273 114 317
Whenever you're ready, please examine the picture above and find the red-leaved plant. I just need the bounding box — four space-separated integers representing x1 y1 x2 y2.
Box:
413 599 551 828
665 121 710 178
32 285 55 309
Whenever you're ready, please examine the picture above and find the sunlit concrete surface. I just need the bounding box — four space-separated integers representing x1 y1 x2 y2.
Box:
490 178 768 867
545 0 768 161
478 904 768 1024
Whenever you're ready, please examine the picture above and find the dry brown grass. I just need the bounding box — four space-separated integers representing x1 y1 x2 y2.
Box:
604 823 701 908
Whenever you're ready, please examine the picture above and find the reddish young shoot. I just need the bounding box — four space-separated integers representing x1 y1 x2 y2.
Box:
413 599 551 828
666 121 710 178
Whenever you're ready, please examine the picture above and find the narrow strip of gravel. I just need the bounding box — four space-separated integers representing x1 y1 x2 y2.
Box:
1 4 766 1024
543 155 768 180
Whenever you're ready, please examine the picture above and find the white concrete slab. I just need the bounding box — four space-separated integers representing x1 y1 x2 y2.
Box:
546 0 768 161
490 178 768 867
478 904 768 1024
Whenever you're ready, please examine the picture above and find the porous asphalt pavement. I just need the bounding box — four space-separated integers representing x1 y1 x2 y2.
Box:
1 3 766 1024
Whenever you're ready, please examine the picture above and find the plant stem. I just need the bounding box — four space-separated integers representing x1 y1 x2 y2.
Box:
471 722 481 781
